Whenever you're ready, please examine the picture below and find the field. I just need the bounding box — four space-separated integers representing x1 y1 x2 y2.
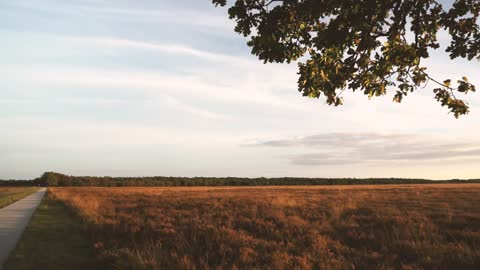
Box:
0 187 39 209
48 184 480 270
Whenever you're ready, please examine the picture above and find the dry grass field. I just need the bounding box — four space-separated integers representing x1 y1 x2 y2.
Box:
50 184 480 270
0 187 39 208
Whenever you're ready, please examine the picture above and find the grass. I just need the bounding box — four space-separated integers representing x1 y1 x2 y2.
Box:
48 184 480 270
4 191 103 270
0 187 39 209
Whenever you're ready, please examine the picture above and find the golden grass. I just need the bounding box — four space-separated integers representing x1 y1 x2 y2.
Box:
50 184 480 270
0 187 39 208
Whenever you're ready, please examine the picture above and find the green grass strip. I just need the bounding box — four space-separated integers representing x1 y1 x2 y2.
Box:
4 191 104 270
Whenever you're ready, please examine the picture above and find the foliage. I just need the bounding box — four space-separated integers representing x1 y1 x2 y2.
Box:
213 0 479 117
21 172 478 187
0 179 42 187
2 172 479 187
50 185 480 269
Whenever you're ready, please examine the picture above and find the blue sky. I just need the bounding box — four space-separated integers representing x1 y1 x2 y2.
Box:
1 0 479 180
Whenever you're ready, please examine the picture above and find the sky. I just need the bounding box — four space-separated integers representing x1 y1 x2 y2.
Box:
1 0 479 180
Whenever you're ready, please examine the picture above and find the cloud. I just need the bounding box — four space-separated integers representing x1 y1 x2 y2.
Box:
0 117 239 149
1 63 313 115
3 0 234 32
61 36 254 66
86 5 235 32
250 133 480 165
162 95 231 120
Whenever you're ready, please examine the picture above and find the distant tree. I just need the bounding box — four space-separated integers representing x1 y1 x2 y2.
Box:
40 172 60 186
213 0 479 117
21 171 478 187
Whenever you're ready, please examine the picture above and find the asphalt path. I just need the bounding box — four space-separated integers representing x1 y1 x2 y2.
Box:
0 188 46 269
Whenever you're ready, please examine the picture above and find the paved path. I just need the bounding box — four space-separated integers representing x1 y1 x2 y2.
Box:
0 188 46 269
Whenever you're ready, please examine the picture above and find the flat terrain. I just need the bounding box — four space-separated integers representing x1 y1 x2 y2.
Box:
0 188 39 209
4 191 102 270
0 188 45 269
42 184 480 270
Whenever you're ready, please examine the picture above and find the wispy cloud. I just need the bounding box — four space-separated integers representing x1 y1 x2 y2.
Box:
2 0 234 32
2 0 480 179
250 133 480 165
1 64 312 114
162 95 231 120
61 36 254 66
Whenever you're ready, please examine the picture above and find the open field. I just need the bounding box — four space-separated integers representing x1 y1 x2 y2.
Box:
47 184 480 270
0 187 39 209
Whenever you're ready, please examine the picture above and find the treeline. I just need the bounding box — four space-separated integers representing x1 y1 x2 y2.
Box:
0 179 44 186
1 172 479 187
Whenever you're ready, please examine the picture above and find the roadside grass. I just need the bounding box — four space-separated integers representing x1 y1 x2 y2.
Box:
0 187 39 209
3 191 103 270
